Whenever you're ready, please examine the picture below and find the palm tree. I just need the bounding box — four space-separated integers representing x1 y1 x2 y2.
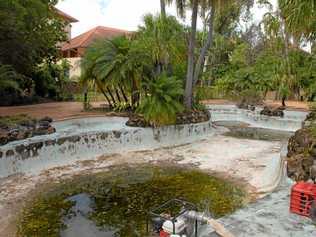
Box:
165 0 205 109
137 74 184 126
278 0 316 40
167 0 253 109
81 37 152 108
160 0 167 17
138 14 186 76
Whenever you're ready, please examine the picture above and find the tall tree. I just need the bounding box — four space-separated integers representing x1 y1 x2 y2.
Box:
168 0 253 109
0 0 66 77
278 0 316 40
160 0 167 17
184 0 199 108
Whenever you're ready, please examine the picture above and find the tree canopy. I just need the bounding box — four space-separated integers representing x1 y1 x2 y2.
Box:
0 0 66 76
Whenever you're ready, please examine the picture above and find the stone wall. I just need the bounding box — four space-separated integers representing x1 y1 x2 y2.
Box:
0 120 213 178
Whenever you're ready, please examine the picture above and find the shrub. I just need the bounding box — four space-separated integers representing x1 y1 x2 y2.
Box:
137 74 184 126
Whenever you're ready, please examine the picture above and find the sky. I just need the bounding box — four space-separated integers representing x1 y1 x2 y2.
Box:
56 0 277 37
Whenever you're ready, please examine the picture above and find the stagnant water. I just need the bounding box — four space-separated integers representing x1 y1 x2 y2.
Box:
17 125 292 237
17 166 245 237
215 121 293 141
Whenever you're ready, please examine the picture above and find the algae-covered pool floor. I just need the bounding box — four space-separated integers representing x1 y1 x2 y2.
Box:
17 166 245 237
0 133 310 236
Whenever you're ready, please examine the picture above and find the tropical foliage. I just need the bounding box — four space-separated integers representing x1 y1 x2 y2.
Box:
0 64 22 92
199 0 316 106
137 74 184 126
81 15 187 124
1 0 316 124
81 36 152 109
0 0 69 105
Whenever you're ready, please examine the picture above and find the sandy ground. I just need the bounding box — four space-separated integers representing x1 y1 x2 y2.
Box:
0 102 106 120
0 133 285 237
0 100 309 121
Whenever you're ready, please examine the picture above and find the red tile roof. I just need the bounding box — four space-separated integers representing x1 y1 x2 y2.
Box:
61 26 130 51
54 7 79 23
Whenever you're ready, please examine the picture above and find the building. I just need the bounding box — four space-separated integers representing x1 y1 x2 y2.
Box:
61 26 130 79
54 7 78 41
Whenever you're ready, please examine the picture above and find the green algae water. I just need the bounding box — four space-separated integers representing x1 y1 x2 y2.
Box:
17 165 245 237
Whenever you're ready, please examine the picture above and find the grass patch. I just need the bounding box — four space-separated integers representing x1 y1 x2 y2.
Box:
0 114 35 128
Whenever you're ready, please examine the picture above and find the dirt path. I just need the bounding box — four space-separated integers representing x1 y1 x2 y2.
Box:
203 99 309 111
0 102 111 120
0 100 309 121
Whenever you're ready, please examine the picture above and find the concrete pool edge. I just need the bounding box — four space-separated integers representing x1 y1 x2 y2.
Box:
0 106 307 179
0 119 214 178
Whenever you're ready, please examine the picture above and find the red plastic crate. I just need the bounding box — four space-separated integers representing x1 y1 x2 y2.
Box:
290 182 316 217
160 230 170 237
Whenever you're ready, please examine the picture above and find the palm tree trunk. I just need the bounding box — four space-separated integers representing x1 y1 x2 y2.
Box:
160 0 166 18
131 79 139 108
115 88 122 103
312 40 316 54
282 96 286 107
106 86 117 105
95 80 113 108
193 5 215 86
119 86 129 103
184 0 199 109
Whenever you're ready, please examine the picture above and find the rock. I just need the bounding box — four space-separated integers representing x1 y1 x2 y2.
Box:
5 150 14 157
45 139 56 146
306 111 316 122
287 127 314 157
0 116 56 146
8 129 19 138
237 101 256 111
19 119 36 128
175 110 210 125
126 115 149 127
47 126 56 134
126 110 210 127
287 154 310 181
287 125 316 181
39 116 53 123
0 129 9 146
38 120 50 128
311 165 316 182
260 106 284 117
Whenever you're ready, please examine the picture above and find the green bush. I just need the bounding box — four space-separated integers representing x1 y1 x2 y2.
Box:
137 74 184 126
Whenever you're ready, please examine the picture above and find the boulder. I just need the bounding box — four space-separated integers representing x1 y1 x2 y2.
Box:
0 116 56 146
0 129 9 146
126 110 210 128
39 116 53 123
260 106 284 117
287 125 316 181
237 101 256 111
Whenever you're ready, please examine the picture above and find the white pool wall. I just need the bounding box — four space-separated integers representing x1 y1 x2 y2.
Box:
207 104 307 132
0 105 308 178
0 119 213 178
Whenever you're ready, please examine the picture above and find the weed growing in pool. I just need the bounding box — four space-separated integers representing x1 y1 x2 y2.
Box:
17 196 73 237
